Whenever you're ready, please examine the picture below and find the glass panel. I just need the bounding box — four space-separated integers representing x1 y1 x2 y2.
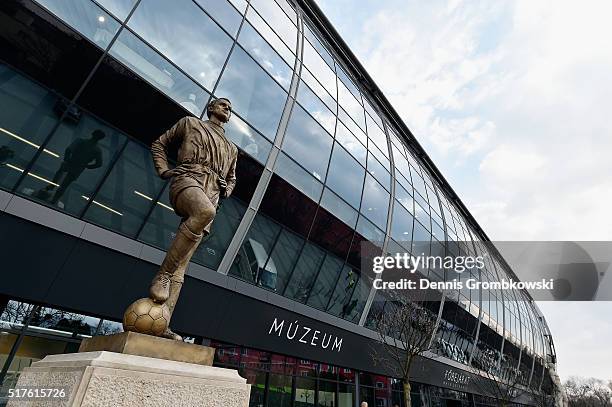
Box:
269 373 293 407
338 384 355 407
363 99 384 130
295 377 316 407
282 105 333 181
297 81 336 136
367 153 391 191
225 115 272 164
128 0 233 91
301 68 336 112
307 255 343 310
96 0 136 21
215 46 287 141
325 143 364 209
17 112 126 216
303 25 334 69
319 188 358 228
82 141 165 236
336 66 361 102
230 212 280 285
274 0 297 25
345 273 368 322
194 0 242 37
191 197 247 269
137 181 182 252
338 109 366 147
391 200 414 248
318 380 337 407
337 79 365 131
0 66 62 191
334 121 366 164
360 174 389 231
109 29 210 116
303 41 336 97
394 180 414 214
366 115 389 157
326 265 358 318
249 0 297 52
246 6 295 66
35 0 121 49
238 22 293 90
274 153 323 203
284 242 325 303
228 0 248 14
265 228 304 293
241 369 267 407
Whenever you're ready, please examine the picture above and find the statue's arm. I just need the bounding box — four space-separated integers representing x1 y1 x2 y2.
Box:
151 117 188 179
223 148 238 198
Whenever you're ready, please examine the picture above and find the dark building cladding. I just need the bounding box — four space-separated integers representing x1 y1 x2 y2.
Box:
0 0 558 406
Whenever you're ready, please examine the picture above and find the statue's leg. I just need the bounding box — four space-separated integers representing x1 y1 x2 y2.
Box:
149 186 215 303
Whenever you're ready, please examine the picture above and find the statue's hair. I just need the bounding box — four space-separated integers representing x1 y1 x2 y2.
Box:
206 98 232 120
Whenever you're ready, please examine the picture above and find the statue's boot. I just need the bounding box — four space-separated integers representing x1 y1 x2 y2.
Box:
160 278 183 341
149 222 203 303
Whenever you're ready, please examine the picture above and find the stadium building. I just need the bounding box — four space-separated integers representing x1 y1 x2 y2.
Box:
0 0 558 405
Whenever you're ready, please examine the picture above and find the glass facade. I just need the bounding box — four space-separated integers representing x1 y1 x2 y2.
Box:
0 0 556 405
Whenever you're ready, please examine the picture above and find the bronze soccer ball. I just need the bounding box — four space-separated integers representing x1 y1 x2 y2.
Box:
123 297 170 336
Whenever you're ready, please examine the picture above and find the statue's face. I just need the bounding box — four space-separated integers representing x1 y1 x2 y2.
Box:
210 99 232 123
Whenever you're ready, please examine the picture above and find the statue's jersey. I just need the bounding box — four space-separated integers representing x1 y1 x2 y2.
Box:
151 116 238 233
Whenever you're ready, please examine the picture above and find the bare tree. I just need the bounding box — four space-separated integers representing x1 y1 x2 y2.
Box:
370 297 438 407
469 349 527 407
564 377 611 407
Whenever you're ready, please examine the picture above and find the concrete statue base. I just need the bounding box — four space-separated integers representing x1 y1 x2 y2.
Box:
7 333 250 407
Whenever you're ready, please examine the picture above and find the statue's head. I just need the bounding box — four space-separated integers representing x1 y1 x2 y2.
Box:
206 98 232 123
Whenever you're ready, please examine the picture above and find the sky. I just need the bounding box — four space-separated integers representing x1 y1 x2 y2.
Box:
315 0 612 381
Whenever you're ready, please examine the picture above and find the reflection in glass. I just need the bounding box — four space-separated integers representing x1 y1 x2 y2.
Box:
334 121 366 164
295 377 316 407
224 115 272 164
282 105 332 181
325 144 364 209
96 0 136 21
326 265 358 318
269 373 293 407
215 46 287 141
35 0 120 49
274 153 323 203
238 22 293 90
391 200 414 247
230 213 280 287
319 188 358 228
246 7 295 66
128 0 233 91
18 114 126 216
318 380 337 407
265 228 303 293
337 79 365 131
137 182 180 251
367 153 391 191
284 243 325 303
366 115 389 157
303 41 336 97
249 0 297 52
360 175 389 231
307 255 343 310
109 29 210 116
194 0 242 37
0 66 62 191
83 141 165 236
301 68 336 113
297 81 336 135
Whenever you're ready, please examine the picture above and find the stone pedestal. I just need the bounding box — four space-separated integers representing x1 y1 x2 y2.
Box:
7 334 250 407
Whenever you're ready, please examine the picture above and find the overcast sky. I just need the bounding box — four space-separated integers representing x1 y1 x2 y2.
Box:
315 0 612 381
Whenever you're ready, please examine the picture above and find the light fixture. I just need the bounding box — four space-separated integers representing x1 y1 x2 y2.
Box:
134 190 174 212
0 127 59 157
5 163 60 186
97 15 105 23
81 195 123 216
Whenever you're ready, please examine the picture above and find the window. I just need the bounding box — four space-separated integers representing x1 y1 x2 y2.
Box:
215 46 288 141
325 143 365 209
128 0 233 91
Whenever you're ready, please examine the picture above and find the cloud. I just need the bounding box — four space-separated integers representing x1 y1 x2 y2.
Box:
316 0 612 380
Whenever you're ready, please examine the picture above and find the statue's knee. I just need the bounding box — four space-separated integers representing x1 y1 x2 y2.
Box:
192 206 215 230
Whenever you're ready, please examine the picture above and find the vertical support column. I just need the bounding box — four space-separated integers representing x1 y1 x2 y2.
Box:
217 3 305 275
